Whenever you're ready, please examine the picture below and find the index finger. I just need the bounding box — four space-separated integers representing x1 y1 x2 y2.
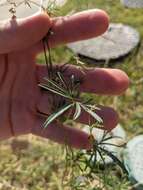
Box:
34 9 109 54
49 9 109 47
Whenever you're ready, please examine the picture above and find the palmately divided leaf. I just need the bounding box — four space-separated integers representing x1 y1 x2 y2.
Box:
73 102 81 120
80 104 103 123
43 103 74 128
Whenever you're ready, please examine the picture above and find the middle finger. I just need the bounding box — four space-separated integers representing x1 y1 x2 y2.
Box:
36 65 129 95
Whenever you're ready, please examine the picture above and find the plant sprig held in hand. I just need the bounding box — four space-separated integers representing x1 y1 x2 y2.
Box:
38 30 128 188
39 32 103 128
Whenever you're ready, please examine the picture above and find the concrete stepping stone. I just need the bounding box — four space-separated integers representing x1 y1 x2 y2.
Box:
67 23 140 63
123 135 143 189
121 0 143 8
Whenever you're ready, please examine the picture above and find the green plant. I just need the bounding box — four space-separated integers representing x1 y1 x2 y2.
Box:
37 31 129 188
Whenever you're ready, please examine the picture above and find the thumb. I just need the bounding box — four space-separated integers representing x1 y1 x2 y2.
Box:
0 13 51 54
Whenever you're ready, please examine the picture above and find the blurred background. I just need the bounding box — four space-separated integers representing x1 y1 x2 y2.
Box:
0 0 143 189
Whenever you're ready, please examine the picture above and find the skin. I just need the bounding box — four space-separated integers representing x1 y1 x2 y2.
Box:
0 10 129 149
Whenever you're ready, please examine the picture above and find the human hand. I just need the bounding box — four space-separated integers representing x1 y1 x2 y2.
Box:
0 10 129 149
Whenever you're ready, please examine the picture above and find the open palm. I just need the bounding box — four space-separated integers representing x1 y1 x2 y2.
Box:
0 10 129 149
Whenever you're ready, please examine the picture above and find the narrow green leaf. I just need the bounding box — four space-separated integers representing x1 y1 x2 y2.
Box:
97 149 106 166
86 104 101 111
43 77 67 94
101 142 126 148
43 103 74 128
57 72 68 90
80 104 103 123
73 102 81 120
101 136 122 143
39 83 65 95
39 83 72 100
99 147 128 174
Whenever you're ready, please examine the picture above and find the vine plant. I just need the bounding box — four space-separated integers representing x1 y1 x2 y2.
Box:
5 0 129 188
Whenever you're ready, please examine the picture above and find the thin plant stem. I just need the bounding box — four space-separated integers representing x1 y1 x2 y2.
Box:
42 38 50 76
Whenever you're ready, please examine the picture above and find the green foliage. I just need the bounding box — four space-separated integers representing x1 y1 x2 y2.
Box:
43 103 74 127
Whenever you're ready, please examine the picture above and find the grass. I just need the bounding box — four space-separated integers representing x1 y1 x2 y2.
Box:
0 0 143 189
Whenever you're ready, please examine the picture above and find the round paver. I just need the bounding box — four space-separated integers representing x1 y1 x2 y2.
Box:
123 135 143 188
83 124 126 164
121 0 143 8
67 23 140 62
0 0 67 20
